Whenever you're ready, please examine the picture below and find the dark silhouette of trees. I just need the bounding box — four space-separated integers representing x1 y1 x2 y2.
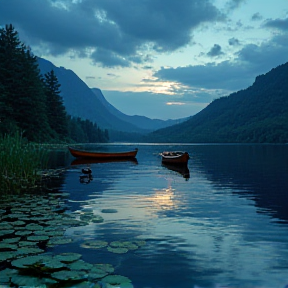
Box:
0 24 108 143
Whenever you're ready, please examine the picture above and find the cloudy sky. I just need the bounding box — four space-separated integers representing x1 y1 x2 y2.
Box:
1 0 287 120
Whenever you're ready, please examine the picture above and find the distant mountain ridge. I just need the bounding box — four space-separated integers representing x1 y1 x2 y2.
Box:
145 62 288 143
37 58 184 136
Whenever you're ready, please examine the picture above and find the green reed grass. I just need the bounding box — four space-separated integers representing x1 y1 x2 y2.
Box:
0 132 48 193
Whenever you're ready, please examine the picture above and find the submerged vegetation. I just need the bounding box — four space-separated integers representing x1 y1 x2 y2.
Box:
0 132 48 193
0 190 144 287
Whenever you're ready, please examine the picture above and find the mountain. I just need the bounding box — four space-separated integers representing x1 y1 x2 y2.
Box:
37 58 183 137
91 88 186 131
145 62 288 143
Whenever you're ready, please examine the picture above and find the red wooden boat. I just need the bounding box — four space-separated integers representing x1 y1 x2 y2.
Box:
68 146 138 159
160 151 189 164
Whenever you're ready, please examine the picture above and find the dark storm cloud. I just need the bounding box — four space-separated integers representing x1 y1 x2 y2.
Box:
228 38 240 46
251 13 263 21
207 44 224 57
264 17 288 31
0 0 222 67
154 33 288 91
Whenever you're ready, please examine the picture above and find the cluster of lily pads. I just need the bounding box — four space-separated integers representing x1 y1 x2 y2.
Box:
0 192 142 287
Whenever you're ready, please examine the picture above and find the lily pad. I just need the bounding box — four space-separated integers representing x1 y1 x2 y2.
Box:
81 240 108 249
1 237 21 244
0 251 19 261
0 243 18 250
107 246 128 254
101 209 118 213
11 274 57 286
93 263 114 273
68 260 94 271
47 236 73 246
11 255 51 269
25 223 44 231
0 229 15 237
51 270 88 281
27 235 50 242
17 247 44 255
15 230 32 236
55 252 82 263
102 275 132 286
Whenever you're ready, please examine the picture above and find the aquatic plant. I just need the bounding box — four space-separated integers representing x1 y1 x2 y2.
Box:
0 131 48 193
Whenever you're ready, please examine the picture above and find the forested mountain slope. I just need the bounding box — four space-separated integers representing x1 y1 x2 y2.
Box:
145 62 288 143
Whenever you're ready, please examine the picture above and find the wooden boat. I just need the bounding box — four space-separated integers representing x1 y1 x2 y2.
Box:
160 151 189 164
68 146 138 159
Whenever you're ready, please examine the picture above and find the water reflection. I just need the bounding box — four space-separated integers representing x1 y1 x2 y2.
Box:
162 163 190 179
48 144 288 288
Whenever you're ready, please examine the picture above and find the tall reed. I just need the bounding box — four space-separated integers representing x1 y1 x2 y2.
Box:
0 132 48 193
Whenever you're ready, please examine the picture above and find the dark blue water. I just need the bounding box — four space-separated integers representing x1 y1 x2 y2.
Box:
52 144 288 288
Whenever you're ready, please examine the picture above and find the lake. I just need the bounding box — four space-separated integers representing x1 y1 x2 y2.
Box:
1 143 288 288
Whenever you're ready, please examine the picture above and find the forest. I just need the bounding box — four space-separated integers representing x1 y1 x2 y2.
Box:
0 24 109 143
145 61 288 143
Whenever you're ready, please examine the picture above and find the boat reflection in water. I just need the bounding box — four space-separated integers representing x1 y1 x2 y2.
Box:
162 162 190 179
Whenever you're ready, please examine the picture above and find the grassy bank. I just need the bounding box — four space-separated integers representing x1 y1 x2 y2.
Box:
0 132 48 193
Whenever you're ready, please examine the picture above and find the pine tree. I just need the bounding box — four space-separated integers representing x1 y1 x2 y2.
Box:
43 70 68 139
0 24 52 141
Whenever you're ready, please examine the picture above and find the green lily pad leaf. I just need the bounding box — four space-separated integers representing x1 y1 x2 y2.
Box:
101 209 118 213
27 235 49 242
110 241 138 251
91 215 104 223
0 243 18 250
0 222 13 230
25 223 44 231
47 236 73 246
81 240 108 249
0 268 18 283
11 274 57 286
88 267 109 281
11 220 26 226
11 255 51 269
39 257 66 271
102 275 132 285
68 260 94 271
0 251 19 261
1 237 21 244
107 246 128 254
54 252 82 263
133 240 146 247
15 230 32 236
51 270 88 281
18 241 38 247
17 247 44 255
0 229 15 237
92 263 114 273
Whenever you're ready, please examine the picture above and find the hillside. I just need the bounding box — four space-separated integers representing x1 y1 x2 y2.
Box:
37 58 183 138
145 62 288 143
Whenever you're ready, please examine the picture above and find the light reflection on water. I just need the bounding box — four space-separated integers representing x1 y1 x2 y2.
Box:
51 144 288 288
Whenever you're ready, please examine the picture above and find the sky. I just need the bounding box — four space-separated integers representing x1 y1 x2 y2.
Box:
0 0 287 120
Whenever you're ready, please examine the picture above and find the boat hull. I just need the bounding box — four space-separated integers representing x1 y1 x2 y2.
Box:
160 151 189 164
68 146 138 159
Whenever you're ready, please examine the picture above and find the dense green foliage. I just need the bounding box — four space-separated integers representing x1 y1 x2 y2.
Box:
146 62 288 143
0 24 108 143
0 132 48 193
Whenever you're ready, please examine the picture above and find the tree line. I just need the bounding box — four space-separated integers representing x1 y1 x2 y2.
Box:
0 24 109 143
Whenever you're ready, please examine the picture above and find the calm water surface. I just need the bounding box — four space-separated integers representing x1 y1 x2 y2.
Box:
52 144 288 288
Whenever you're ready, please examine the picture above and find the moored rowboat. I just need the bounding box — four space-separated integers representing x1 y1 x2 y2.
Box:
160 151 189 164
68 146 138 159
